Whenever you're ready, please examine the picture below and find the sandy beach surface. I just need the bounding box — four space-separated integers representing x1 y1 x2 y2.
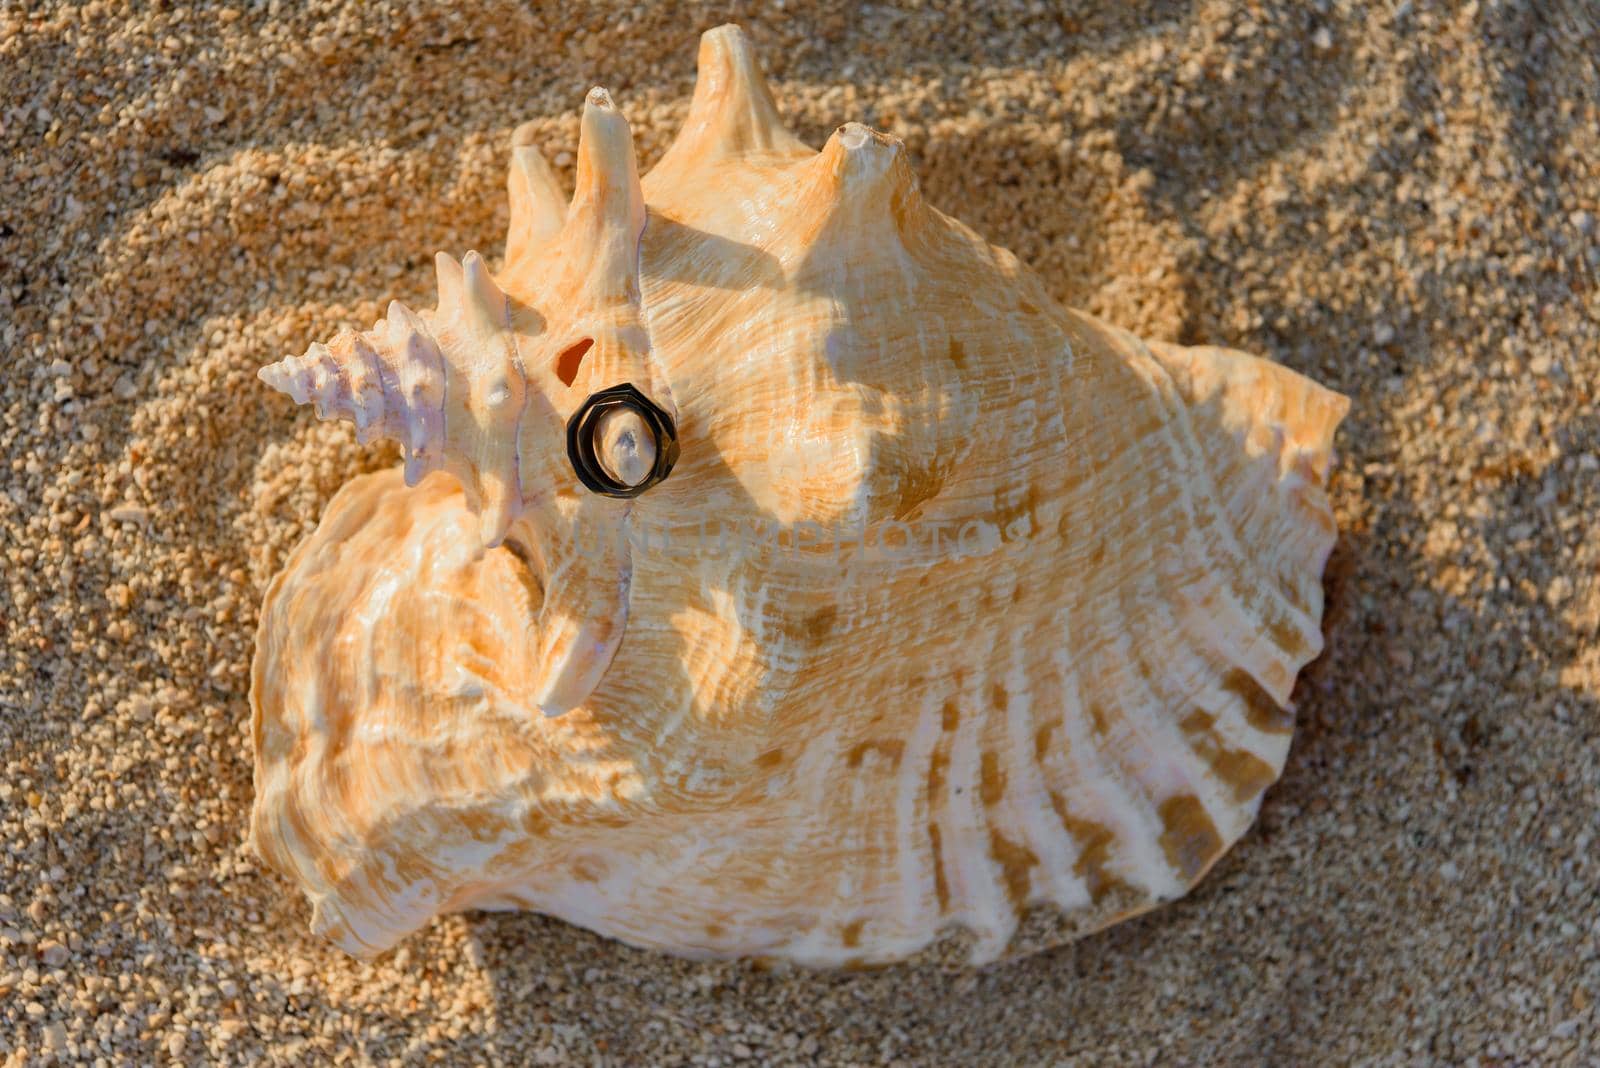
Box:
3 1 1597 1063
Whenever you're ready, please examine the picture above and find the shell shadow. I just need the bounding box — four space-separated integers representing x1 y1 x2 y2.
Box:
1105 6 1358 226
644 215 786 291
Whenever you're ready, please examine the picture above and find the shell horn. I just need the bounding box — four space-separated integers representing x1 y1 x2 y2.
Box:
506 121 567 267
793 122 928 249
565 87 646 306
654 24 807 172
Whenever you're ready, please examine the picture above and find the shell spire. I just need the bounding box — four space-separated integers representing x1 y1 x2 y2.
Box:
652 24 808 174
506 121 567 267
258 302 446 481
258 250 528 549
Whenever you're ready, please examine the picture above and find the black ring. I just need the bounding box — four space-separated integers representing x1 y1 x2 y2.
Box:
565 383 680 498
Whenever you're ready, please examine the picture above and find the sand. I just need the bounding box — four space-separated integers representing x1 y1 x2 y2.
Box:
2 1 1597 1063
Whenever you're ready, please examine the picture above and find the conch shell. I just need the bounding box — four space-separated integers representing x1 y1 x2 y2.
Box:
251 25 1349 966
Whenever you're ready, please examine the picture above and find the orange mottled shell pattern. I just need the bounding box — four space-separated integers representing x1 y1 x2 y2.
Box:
252 25 1349 966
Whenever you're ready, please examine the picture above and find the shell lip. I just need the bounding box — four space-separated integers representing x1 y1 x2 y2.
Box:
565 382 680 498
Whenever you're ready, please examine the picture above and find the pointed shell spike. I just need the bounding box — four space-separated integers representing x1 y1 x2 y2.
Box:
571 87 645 234
433 251 464 314
460 250 508 337
507 122 567 263
823 122 916 191
564 87 646 306
792 122 927 251
672 24 806 162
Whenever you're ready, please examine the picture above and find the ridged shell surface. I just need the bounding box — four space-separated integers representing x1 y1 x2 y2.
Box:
252 25 1349 966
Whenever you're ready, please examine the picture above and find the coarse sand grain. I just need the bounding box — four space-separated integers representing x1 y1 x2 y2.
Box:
1 1 1597 1064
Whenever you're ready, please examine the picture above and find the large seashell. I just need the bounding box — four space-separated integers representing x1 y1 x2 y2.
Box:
251 24 1349 966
